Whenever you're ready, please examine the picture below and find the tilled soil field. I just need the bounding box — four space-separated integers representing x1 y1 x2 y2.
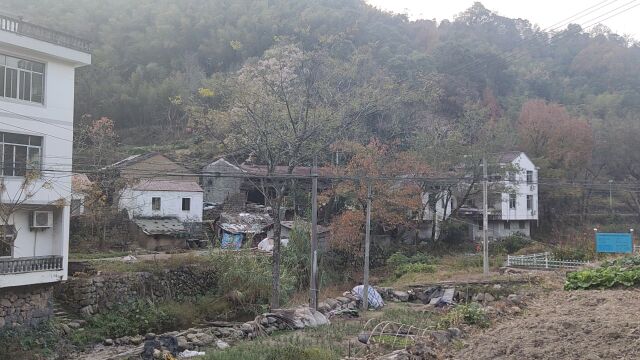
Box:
454 286 640 360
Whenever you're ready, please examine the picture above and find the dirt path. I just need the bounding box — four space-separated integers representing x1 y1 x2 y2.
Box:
455 286 640 360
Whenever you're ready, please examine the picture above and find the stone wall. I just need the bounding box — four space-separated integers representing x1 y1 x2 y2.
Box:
54 265 217 316
0 284 53 329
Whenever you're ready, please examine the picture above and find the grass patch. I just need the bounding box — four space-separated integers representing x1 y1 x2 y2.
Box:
204 343 339 360
437 303 489 329
0 321 71 359
394 263 436 278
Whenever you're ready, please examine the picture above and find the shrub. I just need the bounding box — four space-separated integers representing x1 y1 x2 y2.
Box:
491 234 531 255
212 251 296 309
437 303 489 329
394 263 436 278
88 300 172 338
553 246 595 261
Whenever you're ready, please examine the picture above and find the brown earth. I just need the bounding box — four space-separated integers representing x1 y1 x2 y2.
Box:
454 282 640 360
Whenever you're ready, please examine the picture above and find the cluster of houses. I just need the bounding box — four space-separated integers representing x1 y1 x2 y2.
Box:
0 13 538 329
68 151 539 252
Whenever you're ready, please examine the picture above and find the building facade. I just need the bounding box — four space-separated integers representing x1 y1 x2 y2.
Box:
0 13 90 328
119 180 204 222
460 152 538 240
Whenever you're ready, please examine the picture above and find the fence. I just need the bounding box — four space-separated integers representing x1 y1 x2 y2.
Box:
506 252 589 269
0 255 64 274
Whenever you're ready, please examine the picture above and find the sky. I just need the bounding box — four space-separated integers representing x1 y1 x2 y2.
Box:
365 0 640 39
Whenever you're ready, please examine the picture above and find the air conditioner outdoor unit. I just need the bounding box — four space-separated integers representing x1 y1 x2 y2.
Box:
31 211 53 229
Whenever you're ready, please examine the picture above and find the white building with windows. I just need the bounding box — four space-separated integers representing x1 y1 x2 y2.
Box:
118 180 204 222
460 152 538 239
0 12 90 326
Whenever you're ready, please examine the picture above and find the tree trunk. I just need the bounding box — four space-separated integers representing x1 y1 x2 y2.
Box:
270 187 284 309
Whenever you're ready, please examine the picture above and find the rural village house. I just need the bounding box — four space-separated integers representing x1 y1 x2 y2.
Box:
0 14 91 328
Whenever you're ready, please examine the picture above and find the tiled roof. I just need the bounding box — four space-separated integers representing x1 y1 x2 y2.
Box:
133 217 187 235
131 180 203 192
496 151 522 164
239 164 334 176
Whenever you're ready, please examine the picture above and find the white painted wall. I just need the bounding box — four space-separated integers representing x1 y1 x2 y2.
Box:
119 189 204 222
0 29 90 288
499 153 538 221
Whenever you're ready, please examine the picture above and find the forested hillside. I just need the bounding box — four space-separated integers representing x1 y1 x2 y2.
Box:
7 0 640 234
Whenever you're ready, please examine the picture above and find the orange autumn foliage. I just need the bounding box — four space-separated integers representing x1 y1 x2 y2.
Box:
327 139 430 256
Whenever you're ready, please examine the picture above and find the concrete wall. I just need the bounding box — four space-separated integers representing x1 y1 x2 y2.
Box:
202 159 244 204
0 283 53 329
471 220 531 241
119 189 203 222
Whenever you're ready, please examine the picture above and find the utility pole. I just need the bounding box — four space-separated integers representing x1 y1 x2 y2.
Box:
482 156 489 276
362 180 372 311
310 157 319 310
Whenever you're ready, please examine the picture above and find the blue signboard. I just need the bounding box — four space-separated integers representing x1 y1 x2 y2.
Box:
595 233 633 253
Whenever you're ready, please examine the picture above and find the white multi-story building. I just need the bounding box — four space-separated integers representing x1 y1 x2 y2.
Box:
0 12 90 325
460 152 538 239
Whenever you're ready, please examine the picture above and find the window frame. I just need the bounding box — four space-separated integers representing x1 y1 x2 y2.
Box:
151 197 161 211
526 170 533 184
504 221 510 230
509 194 517 209
181 197 191 211
0 53 46 104
0 131 43 177
527 195 533 210
519 221 526 230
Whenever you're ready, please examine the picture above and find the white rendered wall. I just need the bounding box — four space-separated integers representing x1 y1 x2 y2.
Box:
119 189 204 222
500 154 538 221
0 32 89 288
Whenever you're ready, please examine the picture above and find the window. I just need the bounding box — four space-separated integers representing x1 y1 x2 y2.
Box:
1 132 42 176
0 225 15 257
504 222 510 230
478 221 483 231
509 194 516 209
0 54 45 103
526 171 533 184
508 172 516 183
519 221 526 230
182 198 191 211
527 195 533 210
151 197 161 211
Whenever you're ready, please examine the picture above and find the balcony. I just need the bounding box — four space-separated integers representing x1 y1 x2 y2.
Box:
0 255 63 275
0 13 91 53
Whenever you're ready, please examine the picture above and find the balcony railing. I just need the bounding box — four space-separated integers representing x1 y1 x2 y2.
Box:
0 13 91 53
0 255 63 274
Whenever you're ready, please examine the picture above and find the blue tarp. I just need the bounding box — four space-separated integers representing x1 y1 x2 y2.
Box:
221 232 243 250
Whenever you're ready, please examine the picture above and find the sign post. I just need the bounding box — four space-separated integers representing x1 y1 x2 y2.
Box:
595 232 633 254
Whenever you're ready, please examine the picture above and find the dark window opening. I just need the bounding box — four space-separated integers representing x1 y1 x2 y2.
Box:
152 197 161 211
182 198 191 211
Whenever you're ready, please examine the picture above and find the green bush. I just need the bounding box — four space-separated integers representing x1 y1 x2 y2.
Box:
212 251 296 309
281 221 311 290
88 300 172 338
394 263 436 278
491 234 531 255
565 266 640 290
437 303 489 329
